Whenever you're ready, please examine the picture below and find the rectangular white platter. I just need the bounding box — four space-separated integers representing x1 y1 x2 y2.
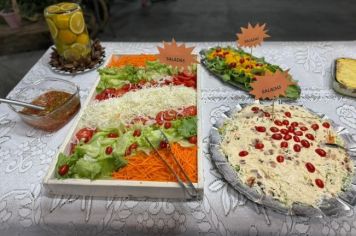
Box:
43 54 204 199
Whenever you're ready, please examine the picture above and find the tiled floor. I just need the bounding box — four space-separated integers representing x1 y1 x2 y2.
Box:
1 0 356 97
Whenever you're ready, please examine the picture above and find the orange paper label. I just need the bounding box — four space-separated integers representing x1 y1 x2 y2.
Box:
157 39 197 70
236 23 270 48
249 70 294 99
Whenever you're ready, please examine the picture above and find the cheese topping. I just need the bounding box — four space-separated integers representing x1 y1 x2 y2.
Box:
79 86 196 129
336 58 356 89
220 104 353 207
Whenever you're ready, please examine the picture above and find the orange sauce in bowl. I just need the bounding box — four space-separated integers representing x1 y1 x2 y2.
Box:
21 91 80 132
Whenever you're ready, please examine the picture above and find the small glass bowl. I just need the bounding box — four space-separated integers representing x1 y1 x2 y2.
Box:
8 78 81 132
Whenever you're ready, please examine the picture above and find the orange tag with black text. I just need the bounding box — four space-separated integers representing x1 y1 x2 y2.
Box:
157 39 197 70
236 23 270 48
249 70 294 99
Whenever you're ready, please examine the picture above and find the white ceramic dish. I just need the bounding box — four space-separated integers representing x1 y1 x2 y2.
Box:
43 54 204 200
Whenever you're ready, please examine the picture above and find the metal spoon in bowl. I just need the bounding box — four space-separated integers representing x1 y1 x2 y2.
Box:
0 98 46 111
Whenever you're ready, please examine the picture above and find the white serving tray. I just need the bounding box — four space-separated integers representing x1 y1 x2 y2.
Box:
43 54 204 200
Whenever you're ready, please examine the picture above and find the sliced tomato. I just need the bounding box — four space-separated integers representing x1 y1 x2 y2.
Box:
155 111 165 125
75 128 95 143
121 84 131 91
163 110 178 121
131 116 148 125
182 106 197 116
95 88 118 101
184 80 196 88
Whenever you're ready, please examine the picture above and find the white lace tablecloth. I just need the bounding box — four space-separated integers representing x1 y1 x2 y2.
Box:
1 42 356 236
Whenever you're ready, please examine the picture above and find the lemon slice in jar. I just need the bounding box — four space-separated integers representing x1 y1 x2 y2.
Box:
46 5 61 14
69 12 85 34
46 19 58 39
60 3 78 12
71 43 90 57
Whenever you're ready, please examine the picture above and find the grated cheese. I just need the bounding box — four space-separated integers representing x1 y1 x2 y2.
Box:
79 86 196 129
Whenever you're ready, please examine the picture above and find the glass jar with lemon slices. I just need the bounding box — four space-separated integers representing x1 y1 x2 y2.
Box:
44 2 91 63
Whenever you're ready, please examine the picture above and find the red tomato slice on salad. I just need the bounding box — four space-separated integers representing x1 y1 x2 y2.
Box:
75 128 95 143
182 106 197 116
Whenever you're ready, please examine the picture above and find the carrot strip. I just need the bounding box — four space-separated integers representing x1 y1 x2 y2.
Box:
107 55 157 68
112 143 198 183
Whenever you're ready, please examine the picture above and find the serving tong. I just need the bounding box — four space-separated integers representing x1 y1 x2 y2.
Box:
144 130 198 199
0 98 45 110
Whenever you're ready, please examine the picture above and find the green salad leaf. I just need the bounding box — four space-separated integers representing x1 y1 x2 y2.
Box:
96 61 178 93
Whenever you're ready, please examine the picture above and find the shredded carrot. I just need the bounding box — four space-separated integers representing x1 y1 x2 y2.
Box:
107 54 157 67
112 143 198 183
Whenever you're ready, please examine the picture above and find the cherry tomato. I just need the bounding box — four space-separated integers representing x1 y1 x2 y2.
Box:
284 112 292 118
283 134 292 141
293 144 301 152
274 120 283 126
322 122 330 128
288 126 295 133
311 124 319 131
293 136 300 142
125 148 131 156
301 139 310 148
188 135 197 144
251 106 259 113
315 179 324 188
239 151 249 157
315 148 326 157
264 112 271 117
160 140 168 149
294 131 303 136
164 122 172 129
75 128 95 143
276 155 284 163
280 129 288 134
291 122 299 127
58 164 69 176
272 133 282 140
255 142 264 149
133 129 141 137
107 133 118 138
305 133 315 141
280 141 288 148
125 143 138 156
270 127 279 133
300 126 308 131
282 120 289 126
255 126 266 132
305 162 315 173
130 142 138 150
105 146 113 155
